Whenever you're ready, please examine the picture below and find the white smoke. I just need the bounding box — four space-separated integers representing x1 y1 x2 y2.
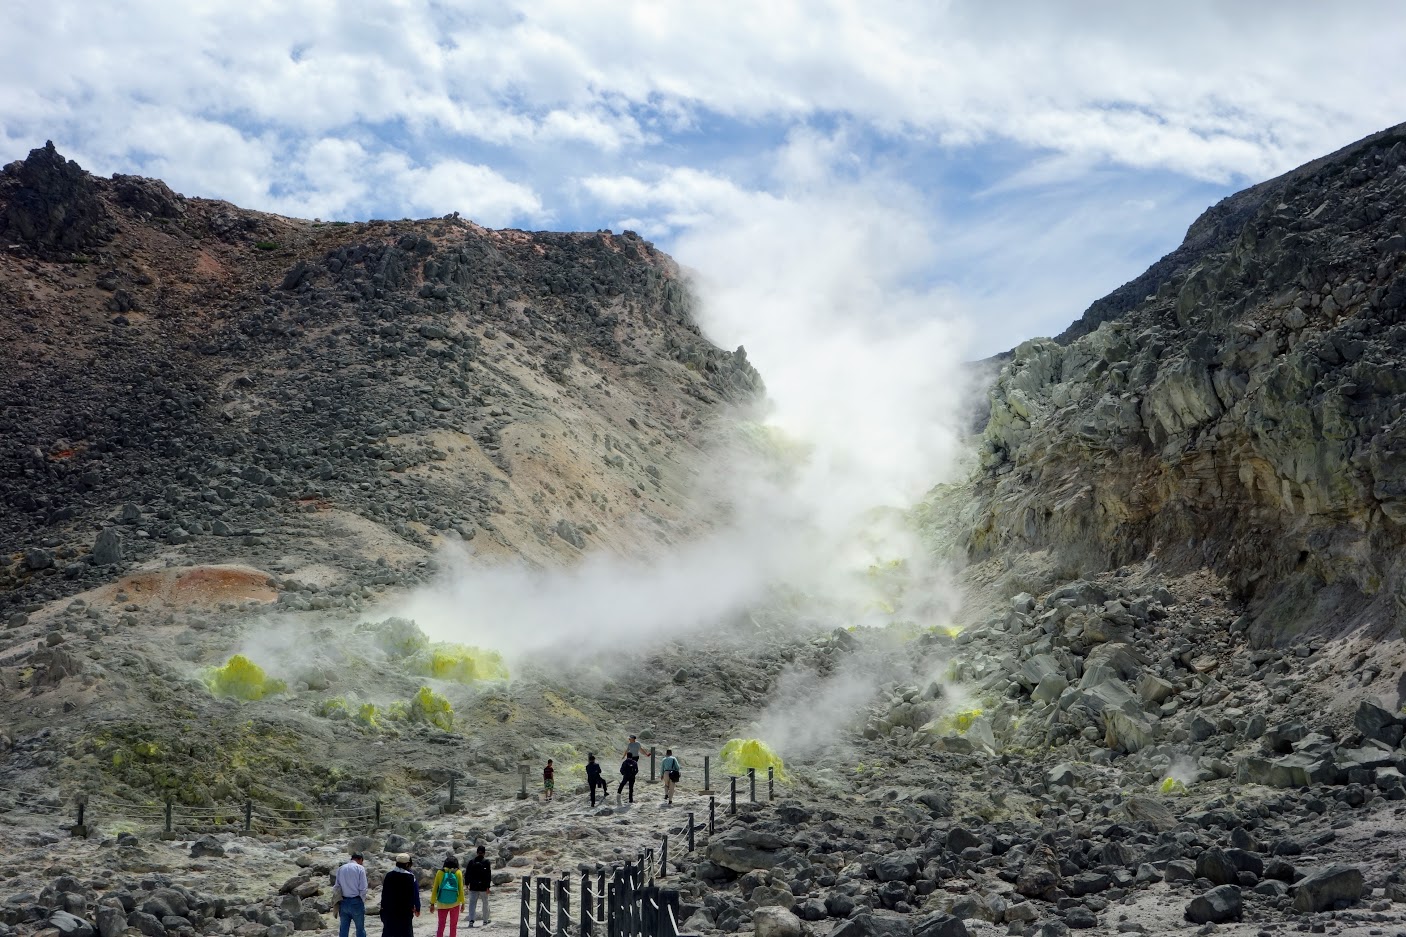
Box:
380 133 979 695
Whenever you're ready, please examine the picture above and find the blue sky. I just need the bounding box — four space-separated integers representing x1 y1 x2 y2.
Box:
4 1 1405 359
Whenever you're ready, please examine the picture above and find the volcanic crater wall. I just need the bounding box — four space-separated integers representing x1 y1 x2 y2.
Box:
971 122 1406 644
0 142 761 613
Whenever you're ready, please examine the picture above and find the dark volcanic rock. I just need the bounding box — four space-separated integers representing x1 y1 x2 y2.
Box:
1292 865 1364 913
1 141 114 251
1185 885 1242 924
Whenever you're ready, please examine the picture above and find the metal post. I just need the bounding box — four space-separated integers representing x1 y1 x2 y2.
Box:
687 812 695 852
748 768 756 803
557 875 569 937
164 800 173 833
76 799 85 828
449 777 457 806
519 765 530 800
709 796 716 834
703 755 710 793
659 835 668 879
729 778 736 815
536 877 549 937
580 872 593 937
243 800 252 832
768 766 774 801
649 750 657 783
520 878 530 937
375 801 381 829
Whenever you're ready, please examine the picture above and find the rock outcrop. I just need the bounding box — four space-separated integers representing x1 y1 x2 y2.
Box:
971 121 1406 643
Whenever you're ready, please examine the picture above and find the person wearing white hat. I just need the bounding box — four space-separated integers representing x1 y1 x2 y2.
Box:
379 854 420 937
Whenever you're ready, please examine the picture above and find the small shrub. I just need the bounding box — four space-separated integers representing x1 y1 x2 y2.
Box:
253 241 278 251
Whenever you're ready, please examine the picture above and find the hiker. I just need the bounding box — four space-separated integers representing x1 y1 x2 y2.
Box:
379 854 420 937
618 752 639 803
586 753 608 806
334 851 369 937
659 749 681 804
465 845 492 927
622 734 653 760
543 759 555 801
430 854 465 937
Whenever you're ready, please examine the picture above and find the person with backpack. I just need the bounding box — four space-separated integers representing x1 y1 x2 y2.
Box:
430 855 465 937
618 753 639 804
586 754 608 806
659 749 681 804
464 845 492 927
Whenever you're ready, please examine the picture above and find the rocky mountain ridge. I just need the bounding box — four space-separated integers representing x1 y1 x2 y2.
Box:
0 142 761 616
973 120 1406 647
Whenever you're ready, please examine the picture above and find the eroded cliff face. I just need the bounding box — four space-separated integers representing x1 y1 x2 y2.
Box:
972 122 1406 644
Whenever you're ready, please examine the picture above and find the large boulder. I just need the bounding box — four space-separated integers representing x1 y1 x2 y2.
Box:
706 828 790 873
1292 865 1364 913
754 908 802 937
873 851 921 883
1184 885 1242 924
829 911 913 937
1015 844 1061 901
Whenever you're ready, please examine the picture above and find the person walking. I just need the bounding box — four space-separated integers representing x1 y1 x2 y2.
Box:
334 852 369 937
618 753 639 804
622 734 653 760
586 754 608 806
543 759 555 801
659 749 681 804
465 845 492 927
430 855 465 937
379 854 420 937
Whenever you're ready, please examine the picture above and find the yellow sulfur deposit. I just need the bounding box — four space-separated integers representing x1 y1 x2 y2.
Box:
409 686 453 731
355 703 380 728
935 708 983 734
425 644 510 683
720 738 788 783
205 655 286 701
1160 777 1188 796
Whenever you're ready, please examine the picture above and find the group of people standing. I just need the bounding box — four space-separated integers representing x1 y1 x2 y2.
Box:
335 845 494 937
570 735 682 806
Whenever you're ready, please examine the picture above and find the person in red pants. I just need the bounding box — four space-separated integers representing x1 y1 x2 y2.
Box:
430 855 465 937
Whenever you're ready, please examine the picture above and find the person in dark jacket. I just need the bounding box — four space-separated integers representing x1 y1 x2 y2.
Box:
379 854 420 937
464 845 492 926
618 753 639 803
586 754 608 806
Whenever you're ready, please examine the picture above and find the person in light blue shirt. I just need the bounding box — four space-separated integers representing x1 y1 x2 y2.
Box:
659 750 681 804
335 852 369 937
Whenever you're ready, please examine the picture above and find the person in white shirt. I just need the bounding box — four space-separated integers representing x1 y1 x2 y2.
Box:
335 852 369 937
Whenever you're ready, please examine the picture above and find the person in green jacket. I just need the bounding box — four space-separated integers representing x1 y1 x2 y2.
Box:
430 855 465 937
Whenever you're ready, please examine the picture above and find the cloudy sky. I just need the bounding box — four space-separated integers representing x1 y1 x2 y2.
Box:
4 1 1405 356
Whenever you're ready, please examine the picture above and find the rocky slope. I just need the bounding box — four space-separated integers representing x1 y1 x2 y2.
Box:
971 121 1406 647
0 142 761 616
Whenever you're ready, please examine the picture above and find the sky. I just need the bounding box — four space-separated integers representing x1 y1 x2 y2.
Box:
4 2 1406 357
